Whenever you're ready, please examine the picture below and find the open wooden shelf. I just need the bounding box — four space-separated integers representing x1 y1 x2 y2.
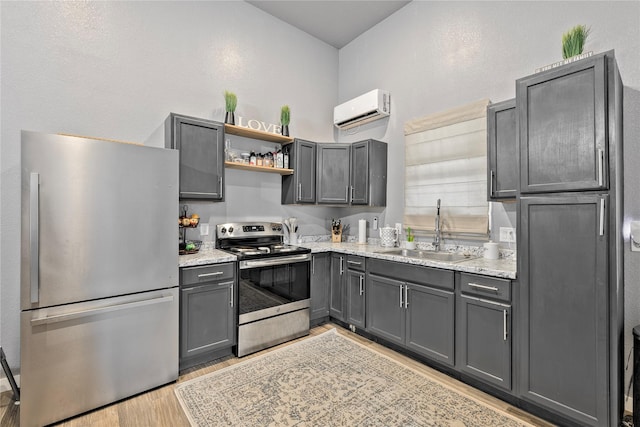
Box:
224 124 293 144
225 161 294 175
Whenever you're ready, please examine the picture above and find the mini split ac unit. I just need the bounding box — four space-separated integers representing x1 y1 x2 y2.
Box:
333 89 391 129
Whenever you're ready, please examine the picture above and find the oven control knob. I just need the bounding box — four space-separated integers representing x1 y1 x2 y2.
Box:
220 227 227 234
277 226 282 231
228 227 234 233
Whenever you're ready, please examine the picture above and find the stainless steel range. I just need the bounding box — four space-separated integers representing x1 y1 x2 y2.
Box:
216 222 311 357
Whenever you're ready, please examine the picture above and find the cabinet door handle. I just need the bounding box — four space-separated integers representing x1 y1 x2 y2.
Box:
404 284 409 309
298 182 302 200
345 186 349 202
599 198 606 236
347 260 362 266
198 271 224 278
490 170 495 196
219 176 223 199
230 281 234 307
340 256 344 275
350 185 354 201
399 284 404 308
312 255 315 275
468 282 499 292
597 148 604 187
503 309 508 341
359 275 364 296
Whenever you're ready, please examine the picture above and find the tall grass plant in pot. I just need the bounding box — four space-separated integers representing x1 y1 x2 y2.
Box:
280 105 290 136
224 90 237 125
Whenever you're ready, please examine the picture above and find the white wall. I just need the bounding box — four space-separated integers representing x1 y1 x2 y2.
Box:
0 1 339 373
337 0 640 403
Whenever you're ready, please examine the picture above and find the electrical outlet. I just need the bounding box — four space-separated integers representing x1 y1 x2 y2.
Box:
499 227 516 243
200 223 209 236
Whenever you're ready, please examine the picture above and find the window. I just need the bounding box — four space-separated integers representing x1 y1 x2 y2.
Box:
404 99 490 238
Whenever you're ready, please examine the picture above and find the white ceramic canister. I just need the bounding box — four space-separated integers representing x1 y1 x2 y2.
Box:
483 242 500 260
379 226 398 247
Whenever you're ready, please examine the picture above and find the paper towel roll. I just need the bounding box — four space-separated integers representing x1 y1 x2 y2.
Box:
483 242 499 260
358 219 367 244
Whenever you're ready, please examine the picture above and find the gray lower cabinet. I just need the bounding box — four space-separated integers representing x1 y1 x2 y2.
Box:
487 99 517 200
317 143 351 204
519 195 608 425
366 259 455 366
179 263 236 370
310 253 331 322
346 256 366 329
329 253 346 321
282 139 316 204
165 113 224 201
457 273 512 392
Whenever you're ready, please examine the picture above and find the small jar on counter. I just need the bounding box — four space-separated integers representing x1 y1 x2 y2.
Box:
256 154 264 167
249 151 257 166
240 152 250 164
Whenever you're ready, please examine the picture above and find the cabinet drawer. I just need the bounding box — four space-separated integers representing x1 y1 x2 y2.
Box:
346 255 366 271
368 259 454 291
460 273 510 303
180 262 235 285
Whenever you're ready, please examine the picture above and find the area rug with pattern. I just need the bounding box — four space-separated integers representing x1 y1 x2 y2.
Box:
175 329 532 426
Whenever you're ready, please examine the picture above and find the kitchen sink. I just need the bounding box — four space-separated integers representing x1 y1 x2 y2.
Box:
373 248 476 263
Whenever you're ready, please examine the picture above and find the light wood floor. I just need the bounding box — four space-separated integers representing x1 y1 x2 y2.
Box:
1 323 554 426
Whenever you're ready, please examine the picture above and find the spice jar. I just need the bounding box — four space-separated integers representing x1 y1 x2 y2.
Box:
240 152 250 164
256 154 264 167
264 152 273 167
249 151 256 166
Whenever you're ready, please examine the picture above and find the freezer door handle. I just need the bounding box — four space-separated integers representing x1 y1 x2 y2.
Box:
30 294 175 326
30 172 40 304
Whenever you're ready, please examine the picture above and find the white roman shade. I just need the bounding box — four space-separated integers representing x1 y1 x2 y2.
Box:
404 99 490 237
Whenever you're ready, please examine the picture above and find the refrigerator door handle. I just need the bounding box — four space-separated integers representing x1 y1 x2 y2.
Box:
30 294 174 326
30 172 40 304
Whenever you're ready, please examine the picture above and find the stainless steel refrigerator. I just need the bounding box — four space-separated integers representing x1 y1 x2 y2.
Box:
20 131 179 427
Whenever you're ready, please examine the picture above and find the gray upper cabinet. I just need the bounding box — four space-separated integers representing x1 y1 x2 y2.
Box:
519 195 608 425
517 55 608 194
310 253 330 322
317 143 351 204
165 113 224 200
350 139 388 206
282 139 316 204
316 140 388 206
487 99 517 200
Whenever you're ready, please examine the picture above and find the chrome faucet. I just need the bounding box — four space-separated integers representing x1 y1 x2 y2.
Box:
434 199 441 252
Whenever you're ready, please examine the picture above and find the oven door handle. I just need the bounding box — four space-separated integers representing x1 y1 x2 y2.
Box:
239 253 311 269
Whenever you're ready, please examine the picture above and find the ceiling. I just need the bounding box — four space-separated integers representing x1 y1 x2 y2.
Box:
246 1 412 49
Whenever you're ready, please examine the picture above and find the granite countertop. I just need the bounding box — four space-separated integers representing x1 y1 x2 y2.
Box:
178 241 516 280
178 244 237 267
301 242 517 280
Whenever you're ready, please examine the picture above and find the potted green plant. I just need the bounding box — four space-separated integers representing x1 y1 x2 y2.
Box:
562 25 590 59
280 105 290 136
224 90 237 125
405 227 416 250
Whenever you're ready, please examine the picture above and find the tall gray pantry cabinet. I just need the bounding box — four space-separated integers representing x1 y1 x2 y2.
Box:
516 50 623 427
